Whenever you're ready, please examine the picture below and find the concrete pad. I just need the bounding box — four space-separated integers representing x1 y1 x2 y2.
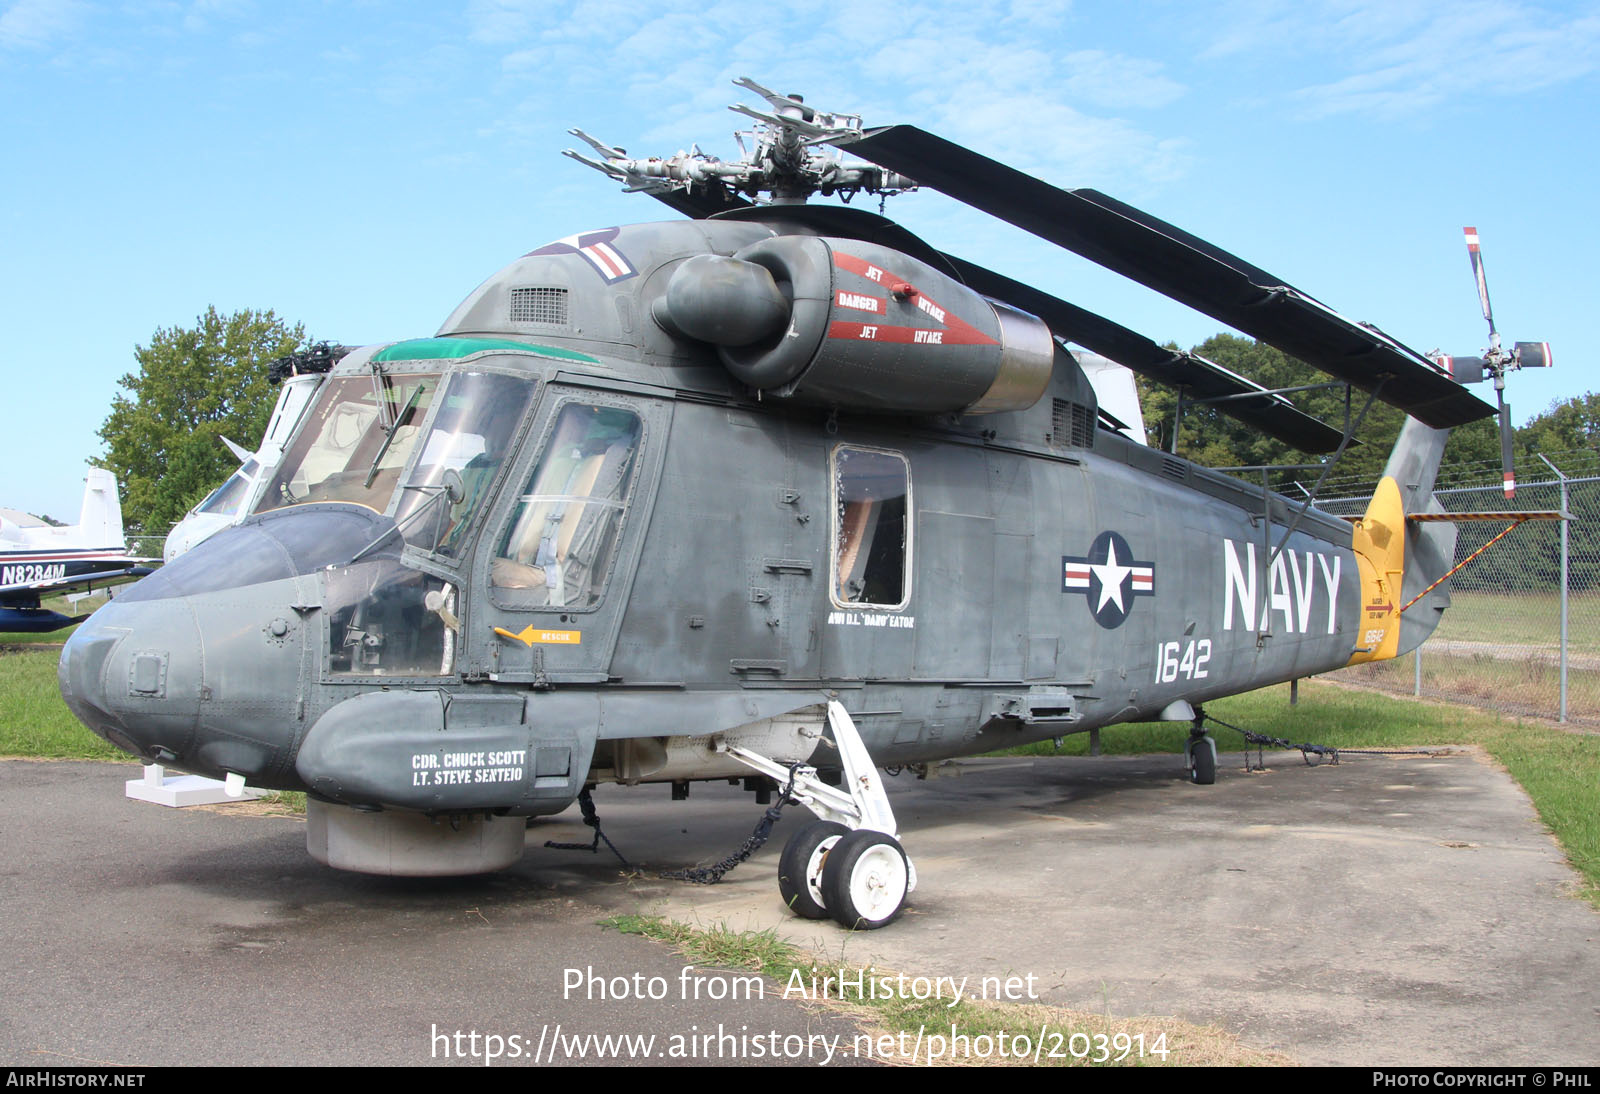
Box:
0 761 870 1068
535 748 1600 1066
3 748 1596 1067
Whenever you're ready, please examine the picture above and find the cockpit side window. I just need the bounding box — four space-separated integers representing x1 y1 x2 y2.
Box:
491 403 641 611
392 371 535 557
831 445 911 609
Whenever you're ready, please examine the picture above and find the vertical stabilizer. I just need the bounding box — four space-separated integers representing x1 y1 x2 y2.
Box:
78 469 126 549
1348 419 1458 663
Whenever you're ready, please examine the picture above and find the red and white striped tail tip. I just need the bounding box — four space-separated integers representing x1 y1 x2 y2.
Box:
1504 470 1516 499
1464 226 1481 251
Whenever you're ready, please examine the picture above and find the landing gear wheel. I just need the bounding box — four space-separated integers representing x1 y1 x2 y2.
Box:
821 829 910 930
1189 735 1217 785
778 821 848 920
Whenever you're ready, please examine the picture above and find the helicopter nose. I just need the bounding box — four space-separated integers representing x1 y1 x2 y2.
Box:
60 596 204 764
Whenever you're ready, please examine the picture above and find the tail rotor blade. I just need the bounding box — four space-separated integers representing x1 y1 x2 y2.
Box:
1498 394 1516 500
1464 227 1498 337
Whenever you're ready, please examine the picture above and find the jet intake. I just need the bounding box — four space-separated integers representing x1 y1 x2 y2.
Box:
658 235 1054 415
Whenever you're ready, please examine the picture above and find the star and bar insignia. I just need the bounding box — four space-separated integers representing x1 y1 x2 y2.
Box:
1062 530 1155 629
527 227 637 284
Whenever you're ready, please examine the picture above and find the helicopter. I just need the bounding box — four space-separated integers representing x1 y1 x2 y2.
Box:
161 344 344 562
61 79 1545 930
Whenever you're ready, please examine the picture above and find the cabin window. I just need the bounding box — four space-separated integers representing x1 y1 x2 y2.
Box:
831 445 911 609
491 403 641 610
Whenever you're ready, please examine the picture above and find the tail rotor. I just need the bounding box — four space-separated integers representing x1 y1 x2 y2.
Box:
1433 227 1553 500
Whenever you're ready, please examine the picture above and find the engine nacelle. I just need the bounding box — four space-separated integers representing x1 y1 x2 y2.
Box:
657 235 1055 415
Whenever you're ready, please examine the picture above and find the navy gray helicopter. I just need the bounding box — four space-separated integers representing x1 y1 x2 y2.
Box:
60 80 1544 929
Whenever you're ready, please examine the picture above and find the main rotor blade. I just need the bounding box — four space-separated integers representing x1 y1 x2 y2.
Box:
836 125 1496 430
943 254 1348 454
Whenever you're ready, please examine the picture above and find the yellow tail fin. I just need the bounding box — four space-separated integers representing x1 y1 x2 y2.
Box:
1348 476 1405 664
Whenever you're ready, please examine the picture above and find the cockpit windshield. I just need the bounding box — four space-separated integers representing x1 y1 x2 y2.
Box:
257 373 438 514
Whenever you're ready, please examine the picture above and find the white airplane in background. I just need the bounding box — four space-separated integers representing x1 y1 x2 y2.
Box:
0 469 154 634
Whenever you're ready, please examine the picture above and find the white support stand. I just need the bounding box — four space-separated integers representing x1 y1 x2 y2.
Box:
125 764 268 807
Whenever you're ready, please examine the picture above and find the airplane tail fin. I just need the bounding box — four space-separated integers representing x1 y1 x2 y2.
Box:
78 469 127 549
1347 419 1457 664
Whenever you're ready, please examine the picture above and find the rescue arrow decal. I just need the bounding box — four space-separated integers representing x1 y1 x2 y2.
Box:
494 625 582 646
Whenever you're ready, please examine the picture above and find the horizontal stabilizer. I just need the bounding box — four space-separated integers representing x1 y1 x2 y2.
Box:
1406 511 1562 523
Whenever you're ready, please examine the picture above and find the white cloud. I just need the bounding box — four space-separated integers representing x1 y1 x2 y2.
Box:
1201 0 1600 119
0 0 89 49
471 0 1194 195
1060 49 1186 109
1294 3 1600 118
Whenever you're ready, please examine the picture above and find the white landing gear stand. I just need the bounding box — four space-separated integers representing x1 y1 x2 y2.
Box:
721 701 916 930
126 765 268 807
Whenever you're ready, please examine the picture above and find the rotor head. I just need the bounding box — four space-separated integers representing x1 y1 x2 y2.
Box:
565 77 917 206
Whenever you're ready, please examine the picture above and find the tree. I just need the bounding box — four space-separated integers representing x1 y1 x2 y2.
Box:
1520 391 1600 460
1134 333 1538 493
97 307 306 530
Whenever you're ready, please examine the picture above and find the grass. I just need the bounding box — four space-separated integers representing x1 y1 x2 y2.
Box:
601 913 1288 1066
1338 648 1599 724
0 648 124 760
1006 680 1600 907
0 648 311 815
1433 588 1600 655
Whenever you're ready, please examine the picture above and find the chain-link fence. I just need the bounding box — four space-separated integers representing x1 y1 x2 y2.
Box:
1318 451 1600 726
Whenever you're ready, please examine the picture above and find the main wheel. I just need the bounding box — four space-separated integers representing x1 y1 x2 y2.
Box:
1190 736 1217 785
820 829 910 930
778 821 848 919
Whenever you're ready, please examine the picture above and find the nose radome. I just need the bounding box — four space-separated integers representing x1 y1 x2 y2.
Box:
59 595 204 767
58 610 132 752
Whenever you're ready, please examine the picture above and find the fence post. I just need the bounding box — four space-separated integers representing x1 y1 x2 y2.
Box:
1537 454 1570 723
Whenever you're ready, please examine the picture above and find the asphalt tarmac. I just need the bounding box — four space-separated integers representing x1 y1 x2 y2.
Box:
2 746 1596 1067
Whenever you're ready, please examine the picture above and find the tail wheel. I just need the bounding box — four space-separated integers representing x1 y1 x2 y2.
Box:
778 821 848 920
820 829 910 930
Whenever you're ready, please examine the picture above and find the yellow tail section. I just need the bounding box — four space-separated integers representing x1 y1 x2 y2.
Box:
1347 476 1405 665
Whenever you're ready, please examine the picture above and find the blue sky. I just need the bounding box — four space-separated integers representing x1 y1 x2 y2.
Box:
4 0 1597 521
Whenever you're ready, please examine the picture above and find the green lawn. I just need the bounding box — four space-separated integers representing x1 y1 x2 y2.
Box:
1434 588 1600 654
1339 648 1599 724
0 648 123 760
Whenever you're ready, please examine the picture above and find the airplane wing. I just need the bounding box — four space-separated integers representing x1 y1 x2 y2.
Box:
0 564 156 597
